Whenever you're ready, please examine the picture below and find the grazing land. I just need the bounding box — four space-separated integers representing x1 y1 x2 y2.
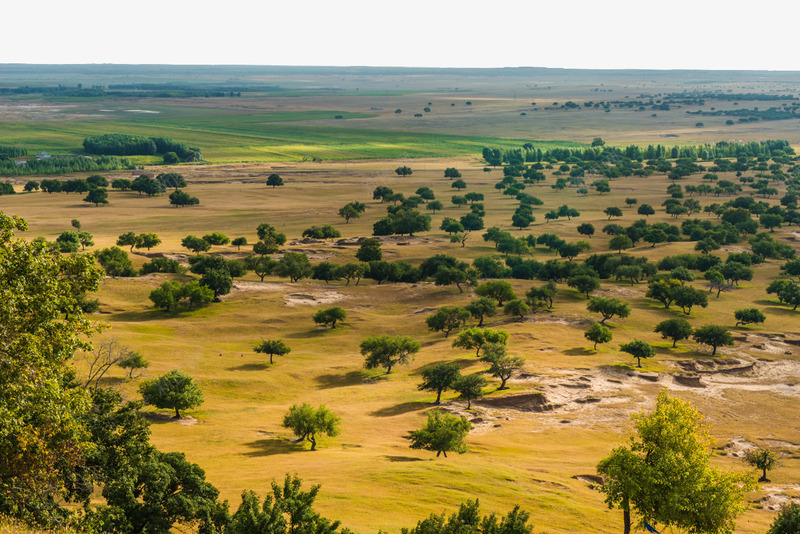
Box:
1 65 800 533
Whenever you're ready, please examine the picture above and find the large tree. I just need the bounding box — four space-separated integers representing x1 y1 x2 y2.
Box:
453 375 488 409
418 363 462 404
360 335 421 374
407 411 471 458
139 370 204 419
587 297 631 324
654 318 693 348
452 327 509 357
253 339 291 364
475 280 517 306
692 324 734 356
274 252 313 282
619 339 655 368
282 404 340 451
597 391 753 534
585 322 612 350
426 306 470 337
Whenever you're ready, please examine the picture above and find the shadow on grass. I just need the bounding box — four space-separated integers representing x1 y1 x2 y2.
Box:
384 455 424 462
370 401 429 417
242 438 306 457
107 309 172 322
564 347 593 356
228 363 270 372
314 370 387 389
285 330 328 340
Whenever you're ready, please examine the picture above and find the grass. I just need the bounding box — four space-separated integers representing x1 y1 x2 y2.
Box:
2 156 798 533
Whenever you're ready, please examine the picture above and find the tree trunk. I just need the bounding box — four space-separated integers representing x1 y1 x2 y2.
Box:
637 357 641 368
623 500 631 534
270 354 274 364
310 435 316 451
174 407 181 419
435 390 442 404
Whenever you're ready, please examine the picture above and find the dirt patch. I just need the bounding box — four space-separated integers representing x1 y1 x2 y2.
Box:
284 291 346 307
523 314 592 327
596 286 644 299
475 393 556 412
573 474 604 486
673 374 706 388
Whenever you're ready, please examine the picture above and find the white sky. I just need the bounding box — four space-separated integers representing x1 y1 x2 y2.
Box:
4 0 800 70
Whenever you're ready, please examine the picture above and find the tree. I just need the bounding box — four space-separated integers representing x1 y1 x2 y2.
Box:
745 448 778 482
427 200 444 213
94 246 137 277
338 203 360 223
274 252 313 282
418 363 462 405
360 335 421 374
0 214 103 520
637 204 655 217
395 166 413 177
587 297 631 324
136 232 161 251
692 324 734 356
202 232 229 246
182 234 211 253
483 351 524 390
503 299 530 320
266 173 284 188
253 339 291 364
643 228 667 248
453 375 488 409
434 266 475 294
609 234 634 254
767 503 800 534
568 274 601 298
577 223 595 238
118 351 149 379
426 306 470 337
654 318 693 348
282 404 340 451
451 179 467 190
356 238 382 262
408 411 470 458
585 323 612 350
605 206 623 219
671 285 708 315
735 308 766 326
465 297 497 327
475 280 517 306
452 327 509 357
231 237 248 250
597 391 753 534
155 172 185 189
200 268 233 299
84 187 109 206
620 339 655 368
116 231 140 252
149 280 183 312
313 306 347 328
444 167 462 179
24 180 40 192
592 137 605 147
168 189 199 207
527 281 558 310
139 370 204 419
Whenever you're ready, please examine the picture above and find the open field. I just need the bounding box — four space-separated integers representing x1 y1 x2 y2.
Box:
2 152 799 532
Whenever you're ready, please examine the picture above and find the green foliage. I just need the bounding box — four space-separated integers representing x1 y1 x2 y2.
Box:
400 499 532 534
395 166 413 177
418 363 462 404
408 411 470 458
585 322 612 350
465 297 497 327
202 232 230 246
254 339 291 364
0 214 103 523
597 391 753 534
139 370 204 419
426 306 470 338
453 374 488 409
355 238 382 262
182 234 211 253
692 325 735 356
619 339 655 368
266 173 284 188
282 404 340 451
452 327 509 357
274 252 313 282
587 297 631 324
568 274 601 298
745 448 778 482
654 318 693 348
94 246 137 277
475 280 516 306
118 351 149 379
734 308 766 326
313 307 347 328
169 189 199 206
503 299 530 320
360 335 421 374
83 187 108 206
482 349 524 390
767 503 800 534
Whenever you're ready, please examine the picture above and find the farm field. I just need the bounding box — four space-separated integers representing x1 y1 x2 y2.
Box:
2 151 800 533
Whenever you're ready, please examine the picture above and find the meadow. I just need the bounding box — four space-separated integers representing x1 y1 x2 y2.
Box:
2 154 799 533
2 65 800 532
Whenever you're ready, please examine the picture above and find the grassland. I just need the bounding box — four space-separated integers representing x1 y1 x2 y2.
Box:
1 155 798 533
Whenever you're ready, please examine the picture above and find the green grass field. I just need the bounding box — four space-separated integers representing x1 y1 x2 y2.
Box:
2 155 798 533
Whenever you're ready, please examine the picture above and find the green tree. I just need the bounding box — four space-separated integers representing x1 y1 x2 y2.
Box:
587 297 631 324
597 391 753 534
585 322 612 350
568 274 601 298
577 222 595 238
465 297 497 327
84 187 109 206
475 280 517 306
671 285 708 315
604 206 623 219
149 280 183 312
434 266 475 294
452 327 509 357
418 363 462 404
692 324 734 356
202 232 230 246
0 214 103 521
482 350 524 390
181 234 211 253
453 374 488 409
139 370 204 419
408 411 470 458
282 404 341 451
654 318 693 348
338 203 361 223
426 306 471 337
609 234 634 254
427 200 444 213
734 308 766 326
135 232 161 251
356 238 382 262
620 339 655 368
254 339 291 364
94 246 136 277
231 237 248 250
168 189 199 207
745 448 778 482
395 166 413 177
451 179 467 190
360 335 421 374
313 306 347 328
767 503 800 534
118 351 149 379
266 173 284 188
503 299 530 320
116 231 140 252
275 252 313 282
444 167 462 179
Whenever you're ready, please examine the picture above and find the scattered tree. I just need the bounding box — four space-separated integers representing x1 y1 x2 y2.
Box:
266 173 284 188
734 308 766 327
745 448 778 482
139 370 204 419
453 374 488 409
426 306 470 337
360 335 421 374
253 339 291 364
587 297 631 324
692 324 734 356
282 404 340 451
654 318 693 348
620 339 655 368
418 363 462 405
585 323 612 350
313 307 347 328
407 411 470 458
